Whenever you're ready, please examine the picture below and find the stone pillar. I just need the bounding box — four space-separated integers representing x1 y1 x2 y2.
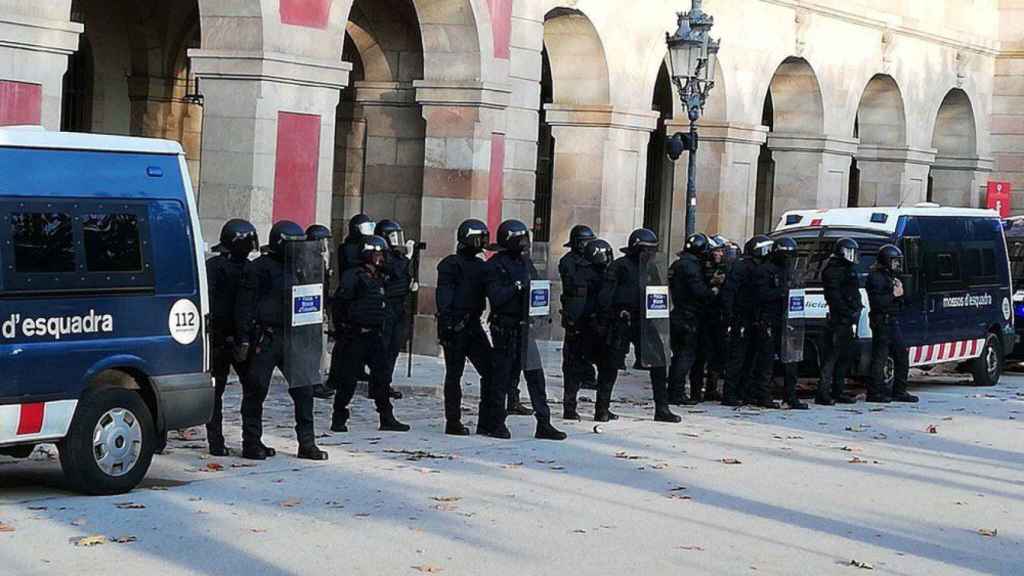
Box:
854 145 936 207
412 80 510 353
0 6 82 129
667 121 767 247
544 105 659 259
930 156 994 207
766 133 859 222
188 51 349 242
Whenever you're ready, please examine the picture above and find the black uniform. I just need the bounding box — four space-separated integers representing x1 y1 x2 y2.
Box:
819 257 863 402
382 251 412 378
720 255 769 404
206 253 248 452
337 234 364 275
486 252 553 425
235 254 316 451
691 259 727 400
753 260 799 404
559 251 601 412
436 252 495 427
329 264 396 424
668 252 713 402
866 268 909 399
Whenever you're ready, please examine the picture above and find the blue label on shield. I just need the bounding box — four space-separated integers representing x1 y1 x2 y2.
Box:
647 293 669 312
294 295 322 315
789 295 805 313
531 288 549 309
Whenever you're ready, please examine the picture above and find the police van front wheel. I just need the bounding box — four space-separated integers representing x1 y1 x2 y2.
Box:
58 388 156 495
970 334 1003 387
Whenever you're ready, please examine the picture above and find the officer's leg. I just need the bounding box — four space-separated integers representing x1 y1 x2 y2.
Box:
525 368 566 440
594 353 620 422
330 338 359 431
867 323 890 401
817 324 839 404
723 321 747 406
562 332 582 420
890 323 916 402
749 322 779 408
668 323 698 405
481 327 514 437
441 336 469 428
368 332 410 432
689 336 707 403
832 324 856 402
240 337 275 459
288 383 327 459
206 344 231 455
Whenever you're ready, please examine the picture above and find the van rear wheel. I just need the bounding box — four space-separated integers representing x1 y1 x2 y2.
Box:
58 388 155 495
970 334 1003 387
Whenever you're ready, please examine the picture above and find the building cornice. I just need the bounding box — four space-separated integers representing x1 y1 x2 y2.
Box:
544 105 660 132
413 81 511 110
188 50 351 90
0 14 83 55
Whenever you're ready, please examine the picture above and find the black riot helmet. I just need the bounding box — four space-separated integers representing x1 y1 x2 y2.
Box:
771 236 798 265
584 238 613 267
495 219 530 253
564 224 596 253
833 237 860 264
684 233 711 257
214 218 258 258
348 213 376 238
622 228 659 255
456 219 489 255
745 235 773 261
877 244 903 274
267 220 306 255
305 223 332 256
375 219 405 253
361 235 388 268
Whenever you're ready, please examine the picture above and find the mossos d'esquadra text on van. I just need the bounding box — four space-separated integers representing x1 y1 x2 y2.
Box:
1 310 114 341
940 293 994 310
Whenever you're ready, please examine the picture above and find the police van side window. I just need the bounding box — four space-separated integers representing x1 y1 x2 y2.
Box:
83 213 143 272
919 216 965 289
11 212 75 273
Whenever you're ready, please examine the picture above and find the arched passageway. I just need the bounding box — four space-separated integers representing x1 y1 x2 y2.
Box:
930 88 983 206
850 74 913 207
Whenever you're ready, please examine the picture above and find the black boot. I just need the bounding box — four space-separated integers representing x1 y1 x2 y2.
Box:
755 398 781 409
389 386 403 400
379 408 410 432
535 419 567 440
258 443 276 458
445 420 471 436
242 444 268 460
507 399 533 416
209 444 231 457
892 392 919 403
834 394 858 404
563 408 581 421
594 406 619 422
312 384 334 399
722 397 744 407
865 393 892 403
297 444 329 460
654 404 682 423
784 397 809 410
476 422 511 439
331 408 349 433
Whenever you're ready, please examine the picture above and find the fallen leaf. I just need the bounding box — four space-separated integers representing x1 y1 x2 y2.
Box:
206 463 225 472
27 506 47 511
839 446 862 452
115 502 146 510
849 559 874 570
111 535 137 544
230 463 256 468
615 452 642 460
279 498 302 508
412 565 443 574
720 458 742 465
849 456 868 464
250 528 267 534
550 465 566 471
977 528 998 537
572 529 587 534
149 486 169 491
0 523 14 533
925 425 938 434
71 535 107 547
667 494 693 501
669 486 688 492
677 545 705 551
431 496 461 503
354 513 371 518
70 518 87 527
942 416 954 421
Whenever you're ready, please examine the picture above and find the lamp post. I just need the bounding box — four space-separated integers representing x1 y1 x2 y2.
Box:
665 0 720 239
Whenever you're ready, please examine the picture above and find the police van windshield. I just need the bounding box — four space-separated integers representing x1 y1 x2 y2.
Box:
771 228 887 287
1004 222 1024 283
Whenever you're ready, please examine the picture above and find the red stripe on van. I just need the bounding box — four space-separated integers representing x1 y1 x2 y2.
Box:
16 403 44 435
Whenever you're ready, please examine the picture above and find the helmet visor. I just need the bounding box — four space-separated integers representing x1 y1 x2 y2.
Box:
357 221 376 236
842 246 859 264
387 230 406 250
890 256 903 274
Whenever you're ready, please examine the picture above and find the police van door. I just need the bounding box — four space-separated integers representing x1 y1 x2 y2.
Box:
919 217 968 350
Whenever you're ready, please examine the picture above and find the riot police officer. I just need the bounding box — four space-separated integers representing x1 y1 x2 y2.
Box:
376 219 412 384
338 213 376 274
306 224 335 400
690 235 728 402
668 233 714 405
485 219 566 440
437 219 493 436
867 244 918 403
329 235 410 433
599 228 681 423
235 220 328 461
559 224 600 420
757 237 808 409
206 219 258 456
581 239 621 421
819 237 862 405
721 235 773 406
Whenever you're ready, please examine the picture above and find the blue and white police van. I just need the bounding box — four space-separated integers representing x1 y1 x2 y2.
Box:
774 204 1014 388
0 127 212 494
1001 216 1024 358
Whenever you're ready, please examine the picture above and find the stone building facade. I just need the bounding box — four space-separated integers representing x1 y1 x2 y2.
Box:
2 0 1023 348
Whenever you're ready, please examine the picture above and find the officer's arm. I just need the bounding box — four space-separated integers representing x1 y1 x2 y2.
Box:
333 270 358 323
597 262 620 315
719 263 743 321
866 272 892 310
822 266 849 318
234 262 259 343
486 260 519 309
435 258 457 322
685 259 713 304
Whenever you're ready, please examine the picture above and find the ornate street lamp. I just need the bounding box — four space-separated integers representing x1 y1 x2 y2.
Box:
665 0 720 238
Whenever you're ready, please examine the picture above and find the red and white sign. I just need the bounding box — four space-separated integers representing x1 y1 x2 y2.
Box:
0 80 42 126
909 338 985 367
0 400 77 446
986 181 1011 218
272 112 321 228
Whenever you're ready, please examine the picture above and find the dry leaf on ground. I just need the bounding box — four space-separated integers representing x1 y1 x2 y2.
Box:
412 565 443 573
977 528 998 537
720 458 742 465
849 456 868 464
111 535 137 544
678 545 705 551
71 535 107 547
849 559 874 570
0 522 14 533
431 496 461 503
925 425 938 434
115 502 145 510
279 498 302 508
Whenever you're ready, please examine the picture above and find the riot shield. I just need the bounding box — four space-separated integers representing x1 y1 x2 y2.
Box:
637 253 671 369
522 244 551 372
781 288 806 364
282 240 325 388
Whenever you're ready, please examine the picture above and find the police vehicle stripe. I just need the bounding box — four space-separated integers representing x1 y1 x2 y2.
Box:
908 338 985 367
0 400 78 447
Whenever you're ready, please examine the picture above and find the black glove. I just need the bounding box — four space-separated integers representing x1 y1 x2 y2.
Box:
233 341 250 363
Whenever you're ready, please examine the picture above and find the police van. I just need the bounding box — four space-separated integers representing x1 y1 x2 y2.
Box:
773 204 1014 388
1002 216 1024 358
0 127 212 494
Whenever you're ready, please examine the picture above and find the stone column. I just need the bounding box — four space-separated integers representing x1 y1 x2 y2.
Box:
412 80 510 353
188 50 349 242
930 156 994 207
543 105 659 259
854 145 936 207
666 120 767 247
0 7 82 128
766 133 859 222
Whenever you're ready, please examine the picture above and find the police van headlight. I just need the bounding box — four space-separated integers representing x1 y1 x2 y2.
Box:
1014 289 1024 303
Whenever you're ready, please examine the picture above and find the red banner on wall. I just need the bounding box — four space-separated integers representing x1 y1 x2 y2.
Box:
0 81 42 126
487 134 506 243
280 0 329 29
487 0 513 59
987 181 1011 218
272 112 322 228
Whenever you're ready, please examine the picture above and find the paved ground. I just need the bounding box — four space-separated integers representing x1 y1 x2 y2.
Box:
1 347 1022 576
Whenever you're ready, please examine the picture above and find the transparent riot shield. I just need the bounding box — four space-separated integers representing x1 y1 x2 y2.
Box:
638 253 671 369
781 288 806 364
522 245 551 372
282 240 325 388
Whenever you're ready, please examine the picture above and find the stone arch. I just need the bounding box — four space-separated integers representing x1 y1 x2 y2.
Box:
196 0 263 52
850 74 910 207
763 56 824 135
542 8 610 106
930 88 984 207
855 74 907 147
411 0 491 82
